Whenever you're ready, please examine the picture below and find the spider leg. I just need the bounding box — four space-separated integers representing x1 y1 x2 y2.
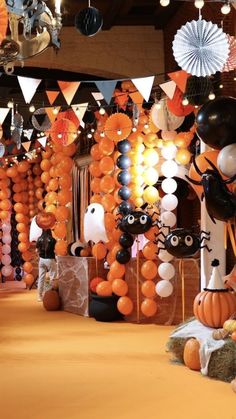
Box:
185 175 202 186
200 244 212 252
224 173 236 184
193 155 203 176
200 236 210 243
154 232 166 241
208 213 216 224
201 192 204 202
201 230 211 236
204 157 219 173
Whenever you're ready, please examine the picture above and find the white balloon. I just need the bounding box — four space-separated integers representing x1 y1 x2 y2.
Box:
161 194 178 211
161 178 177 194
158 262 175 280
156 280 173 297
217 144 236 178
2 235 11 244
158 249 174 262
2 223 11 233
84 203 108 244
161 144 177 160
2 244 11 254
161 160 178 177
160 211 176 228
30 216 42 242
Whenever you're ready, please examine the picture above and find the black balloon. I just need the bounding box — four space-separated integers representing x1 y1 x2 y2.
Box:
116 155 131 169
164 228 200 258
117 170 131 186
118 186 131 201
75 7 103 37
119 233 134 248
117 139 131 154
15 267 21 274
118 201 133 215
177 112 195 133
15 275 22 281
196 96 236 149
116 248 131 264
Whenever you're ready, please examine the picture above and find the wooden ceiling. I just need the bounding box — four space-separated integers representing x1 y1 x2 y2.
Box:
47 0 181 30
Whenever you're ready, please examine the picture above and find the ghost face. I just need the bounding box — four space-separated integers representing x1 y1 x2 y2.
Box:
84 203 108 244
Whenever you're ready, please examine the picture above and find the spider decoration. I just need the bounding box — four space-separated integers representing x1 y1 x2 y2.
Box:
115 210 159 264
186 156 236 224
155 227 212 258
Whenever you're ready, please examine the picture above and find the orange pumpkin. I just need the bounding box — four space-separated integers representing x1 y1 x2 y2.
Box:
193 289 236 328
183 338 201 371
36 212 56 229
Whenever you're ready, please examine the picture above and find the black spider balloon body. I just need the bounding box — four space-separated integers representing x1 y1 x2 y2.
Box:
186 157 236 223
118 211 153 235
156 228 211 258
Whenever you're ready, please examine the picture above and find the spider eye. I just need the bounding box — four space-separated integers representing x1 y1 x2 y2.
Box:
170 236 179 247
140 215 148 224
127 215 135 224
185 235 193 246
91 208 95 214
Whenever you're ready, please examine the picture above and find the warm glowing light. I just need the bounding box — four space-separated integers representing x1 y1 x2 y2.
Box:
194 0 204 9
160 0 170 7
221 2 231 14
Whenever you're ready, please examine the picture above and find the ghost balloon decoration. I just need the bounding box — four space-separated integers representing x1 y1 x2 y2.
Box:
29 215 42 242
84 203 108 244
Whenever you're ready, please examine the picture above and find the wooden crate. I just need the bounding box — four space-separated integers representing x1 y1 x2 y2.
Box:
124 257 200 325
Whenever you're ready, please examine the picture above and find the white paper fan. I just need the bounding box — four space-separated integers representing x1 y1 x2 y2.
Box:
223 35 236 72
173 19 229 77
150 100 184 131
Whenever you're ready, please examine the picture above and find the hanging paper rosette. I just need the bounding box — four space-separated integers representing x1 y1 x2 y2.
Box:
150 100 184 131
50 118 77 146
223 35 236 72
167 86 194 117
104 113 132 142
173 19 229 77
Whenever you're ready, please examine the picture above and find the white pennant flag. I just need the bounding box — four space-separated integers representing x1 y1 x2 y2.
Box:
38 136 47 148
23 129 34 140
91 92 104 102
17 76 42 104
71 103 88 122
131 76 155 102
159 81 176 99
0 108 10 125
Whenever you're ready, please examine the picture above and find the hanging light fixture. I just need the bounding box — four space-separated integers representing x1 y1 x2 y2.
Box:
221 1 231 14
2 1 62 74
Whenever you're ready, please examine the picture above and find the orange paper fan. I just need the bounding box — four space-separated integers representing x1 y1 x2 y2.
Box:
105 113 132 142
0 0 8 43
50 118 77 146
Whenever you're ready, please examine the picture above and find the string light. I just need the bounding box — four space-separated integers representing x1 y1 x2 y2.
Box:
221 1 231 14
160 0 170 6
132 127 137 132
87 133 93 139
194 0 204 9
117 129 122 136
182 97 189 106
53 107 59 115
100 131 105 137
57 133 62 139
7 100 14 109
219 84 224 89
29 104 35 113
208 92 216 100
99 107 106 115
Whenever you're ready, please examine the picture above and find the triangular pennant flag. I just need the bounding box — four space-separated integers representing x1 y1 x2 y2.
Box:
129 91 144 111
95 81 117 104
57 81 80 105
38 136 47 148
45 107 61 124
7 143 15 153
17 76 42 103
131 76 154 102
34 113 46 127
159 80 176 99
23 129 34 140
91 92 104 102
80 120 85 129
168 70 189 93
46 90 60 105
22 141 32 152
114 90 128 110
0 108 10 125
71 103 88 122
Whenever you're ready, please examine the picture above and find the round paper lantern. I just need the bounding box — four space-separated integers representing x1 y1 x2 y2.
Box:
150 101 184 131
158 263 175 280
36 212 56 229
161 194 178 211
32 108 51 131
160 211 176 228
105 113 132 142
141 298 158 317
51 118 77 146
155 280 173 297
75 6 103 36
161 160 178 178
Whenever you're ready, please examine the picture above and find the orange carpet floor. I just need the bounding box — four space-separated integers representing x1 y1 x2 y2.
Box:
0 287 235 419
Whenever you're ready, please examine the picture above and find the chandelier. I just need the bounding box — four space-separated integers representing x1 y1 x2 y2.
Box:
0 0 62 74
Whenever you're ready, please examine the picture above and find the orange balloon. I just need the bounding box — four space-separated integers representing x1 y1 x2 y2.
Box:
41 146 53 159
57 190 72 206
63 143 77 157
175 132 193 148
41 171 51 184
55 240 68 256
141 280 156 298
40 159 52 172
90 276 104 293
23 262 33 273
55 206 69 222
0 190 7 200
22 251 33 262
141 260 158 280
49 166 57 178
111 278 128 297
89 161 102 178
99 156 114 175
101 194 116 212
142 242 157 260
141 298 158 317
91 177 101 194
14 203 24 213
6 166 18 178
32 164 42 176
117 296 133 315
90 194 102 204
92 243 107 260
24 273 34 286
143 133 158 148
46 191 57 204
18 232 28 243
58 174 71 189
98 137 115 156
90 144 103 161
144 226 159 241
104 213 116 231
54 223 67 239
12 183 21 193
52 142 63 153
109 261 125 278
57 157 73 174
0 210 8 220
48 178 59 192
18 242 30 252
175 148 191 165
51 118 77 146
106 251 115 265
100 175 115 193
110 243 122 258
17 161 30 173
15 213 26 223
0 167 7 178
45 204 57 214
128 131 144 146
16 223 27 233
96 280 113 296
0 199 11 211
35 188 43 200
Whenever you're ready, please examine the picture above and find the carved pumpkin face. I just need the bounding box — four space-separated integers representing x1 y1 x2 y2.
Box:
36 212 56 230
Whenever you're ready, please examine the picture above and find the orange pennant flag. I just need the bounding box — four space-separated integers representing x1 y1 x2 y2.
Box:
57 81 80 105
45 107 61 124
129 91 144 111
22 141 31 152
114 90 128 110
46 90 60 105
167 70 189 93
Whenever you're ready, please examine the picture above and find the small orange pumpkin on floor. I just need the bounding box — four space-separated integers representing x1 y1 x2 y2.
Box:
183 338 201 371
